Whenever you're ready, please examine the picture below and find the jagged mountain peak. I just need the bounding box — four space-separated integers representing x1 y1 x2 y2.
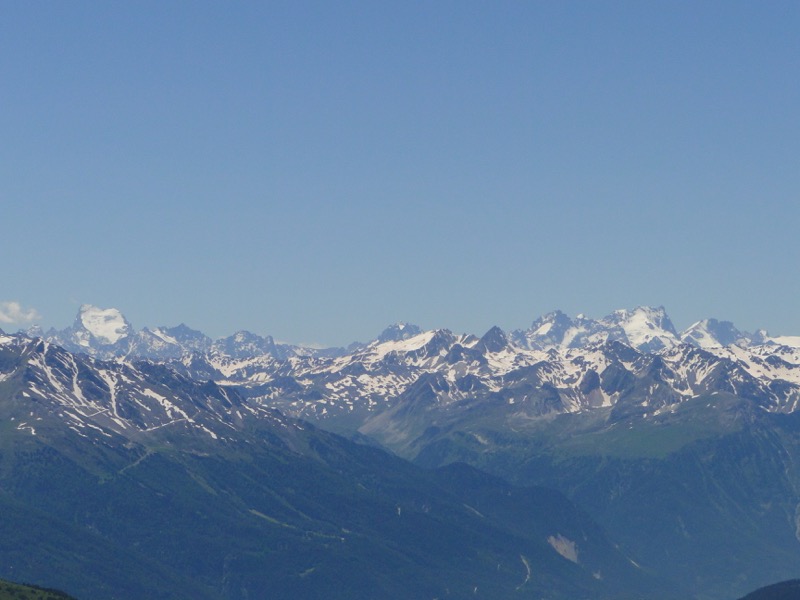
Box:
681 318 747 348
377 322 422 343
529 310 574 338
511 310 578 350
534 309 570 324
159 323 208 341
365 328 459 363
25 324 44 338
753 329 771 344
212 330 278 359
405 328 456 353
598 306 678 352
232 329 270 343
602 305 676 332
148 323 212 354
478 325 509 353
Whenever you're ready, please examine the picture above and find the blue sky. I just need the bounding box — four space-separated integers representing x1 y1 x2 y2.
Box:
2 1 799 345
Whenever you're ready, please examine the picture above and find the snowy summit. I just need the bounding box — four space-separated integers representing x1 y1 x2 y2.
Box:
77 304 132 345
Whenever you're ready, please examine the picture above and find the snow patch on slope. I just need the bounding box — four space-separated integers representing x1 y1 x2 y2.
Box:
547 534 579 563
371 331 437 358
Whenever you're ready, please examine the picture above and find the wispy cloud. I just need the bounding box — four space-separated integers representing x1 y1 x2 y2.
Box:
0 301 41 325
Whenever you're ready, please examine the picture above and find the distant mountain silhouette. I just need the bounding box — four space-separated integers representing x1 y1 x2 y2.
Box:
738 580 800 600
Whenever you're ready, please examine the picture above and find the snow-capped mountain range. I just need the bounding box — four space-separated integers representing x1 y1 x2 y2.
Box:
4 303 798 440
42 304 352 362
0 334 287 446
6 304 800 600
0 330 675 600
36 304 799 360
